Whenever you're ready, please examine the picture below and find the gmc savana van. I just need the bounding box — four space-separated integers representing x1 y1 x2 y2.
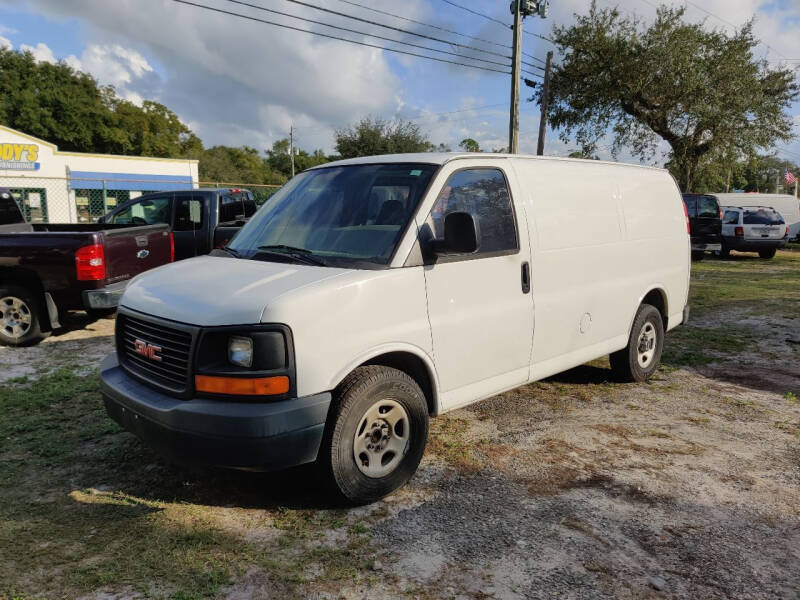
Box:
100 153 691 504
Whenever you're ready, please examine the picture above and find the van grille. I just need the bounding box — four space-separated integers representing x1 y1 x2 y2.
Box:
117 313 194 395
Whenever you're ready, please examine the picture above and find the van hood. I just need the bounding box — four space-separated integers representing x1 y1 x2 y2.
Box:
120 255 352 326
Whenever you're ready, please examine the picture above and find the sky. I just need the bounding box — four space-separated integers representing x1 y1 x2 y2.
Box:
1 0 799 164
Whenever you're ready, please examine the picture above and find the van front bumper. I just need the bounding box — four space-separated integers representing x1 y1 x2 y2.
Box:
100 353 331 471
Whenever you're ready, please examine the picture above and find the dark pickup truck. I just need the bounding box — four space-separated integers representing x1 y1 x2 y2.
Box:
682 193 723 261
98 188 258 260
0 188 173 346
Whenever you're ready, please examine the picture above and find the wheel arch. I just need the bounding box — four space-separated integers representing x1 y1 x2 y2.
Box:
628 286 669 335
330 345 440 416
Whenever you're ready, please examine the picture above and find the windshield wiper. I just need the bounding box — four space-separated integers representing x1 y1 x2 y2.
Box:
255 244 327 266
221 246 241 257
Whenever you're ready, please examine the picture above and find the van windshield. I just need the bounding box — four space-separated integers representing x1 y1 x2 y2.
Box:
227 163 438 268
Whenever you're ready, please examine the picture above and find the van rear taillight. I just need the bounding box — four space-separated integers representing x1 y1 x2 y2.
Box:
786 227 790 237
734 226 744 237
169 232 175 262
682 202 690 234
75 243 106 281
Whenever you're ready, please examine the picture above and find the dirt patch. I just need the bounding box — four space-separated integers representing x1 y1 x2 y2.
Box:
0 312 114 382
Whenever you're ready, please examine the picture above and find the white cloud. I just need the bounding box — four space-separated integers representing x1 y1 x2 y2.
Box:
0 35 11 50
3 0 407 152
19 41 56 63
64 44 155 105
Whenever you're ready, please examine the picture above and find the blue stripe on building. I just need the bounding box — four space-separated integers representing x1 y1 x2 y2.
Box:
69 171 193 191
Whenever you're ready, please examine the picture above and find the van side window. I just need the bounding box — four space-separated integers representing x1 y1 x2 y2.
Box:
426 168 517 255
723 210 739 225
174 196 204 231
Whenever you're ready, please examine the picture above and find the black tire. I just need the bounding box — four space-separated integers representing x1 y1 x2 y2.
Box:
691 251 705 261
719 244 730 258
0 284 48 346
758 248 776 259
320 365 429 505
609 303 664 383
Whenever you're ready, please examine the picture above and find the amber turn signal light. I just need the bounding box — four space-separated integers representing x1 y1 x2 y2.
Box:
195 375 290 396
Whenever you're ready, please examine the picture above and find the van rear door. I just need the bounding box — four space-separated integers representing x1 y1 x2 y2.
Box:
742 208 786 241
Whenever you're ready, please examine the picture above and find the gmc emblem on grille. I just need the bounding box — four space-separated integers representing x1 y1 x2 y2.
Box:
133 339 162 361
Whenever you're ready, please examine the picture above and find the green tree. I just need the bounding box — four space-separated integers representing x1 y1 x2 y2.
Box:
459 138 481 152
540 4 798 192
0 47 202 159
335 117 433 158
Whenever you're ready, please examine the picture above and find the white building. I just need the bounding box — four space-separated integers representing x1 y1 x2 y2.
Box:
0 125 199 222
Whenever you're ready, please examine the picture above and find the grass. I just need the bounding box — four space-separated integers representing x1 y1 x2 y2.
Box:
0 369 374 600
662 249 800 367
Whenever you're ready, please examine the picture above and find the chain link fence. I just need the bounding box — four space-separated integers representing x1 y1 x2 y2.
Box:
0 175 282 223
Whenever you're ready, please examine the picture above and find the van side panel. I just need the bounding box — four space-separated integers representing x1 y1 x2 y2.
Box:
513 159 689 380
513 159 629 372
617 170 690 329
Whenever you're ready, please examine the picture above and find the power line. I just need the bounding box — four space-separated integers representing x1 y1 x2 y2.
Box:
168 0 511 74
333 0 547 64
331 0 508 53
220 0 512 69
278 0 512 61
438 0 509 28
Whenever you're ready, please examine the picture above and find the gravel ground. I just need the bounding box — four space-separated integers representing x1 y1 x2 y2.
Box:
2 254 799 599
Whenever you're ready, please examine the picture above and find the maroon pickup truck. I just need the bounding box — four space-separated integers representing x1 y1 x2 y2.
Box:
0 188 173 346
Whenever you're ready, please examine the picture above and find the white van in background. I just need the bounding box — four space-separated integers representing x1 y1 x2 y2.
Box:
100 153 691 504
712 193 800 240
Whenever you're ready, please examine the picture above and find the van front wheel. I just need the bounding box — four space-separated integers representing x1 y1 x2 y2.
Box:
321 366 429 505
610 303 664 382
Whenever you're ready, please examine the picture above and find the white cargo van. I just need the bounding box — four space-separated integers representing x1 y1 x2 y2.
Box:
100 154 690 503
712 193 800 240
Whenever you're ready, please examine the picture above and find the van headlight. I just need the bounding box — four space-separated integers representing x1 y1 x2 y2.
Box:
228 336 253 367
195 325 295 400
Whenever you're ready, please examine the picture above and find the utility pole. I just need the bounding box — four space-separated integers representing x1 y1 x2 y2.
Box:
289 125 295 178
508 1 523 154
536 50 553 156
509 0 549 154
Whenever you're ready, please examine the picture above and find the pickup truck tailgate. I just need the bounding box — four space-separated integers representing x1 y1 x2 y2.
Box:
102 225 172 285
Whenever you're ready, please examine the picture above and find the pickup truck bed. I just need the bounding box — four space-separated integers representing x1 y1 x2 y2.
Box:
0 221 172 346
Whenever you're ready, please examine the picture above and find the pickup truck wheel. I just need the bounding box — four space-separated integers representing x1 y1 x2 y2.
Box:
0 285 48 347
691 251 705 261
609 303 664 383
758 248 776 259
322 366 428 505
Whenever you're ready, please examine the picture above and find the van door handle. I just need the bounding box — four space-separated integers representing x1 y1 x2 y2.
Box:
521 261 531 294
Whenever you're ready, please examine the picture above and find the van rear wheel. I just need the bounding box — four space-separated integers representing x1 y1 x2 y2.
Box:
758 248 776 259
610 303 664 382
321 366 428 505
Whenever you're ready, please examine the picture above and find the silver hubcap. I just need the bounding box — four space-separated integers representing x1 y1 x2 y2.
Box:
637 322 657 368
353 399 410 478
0 296 32 340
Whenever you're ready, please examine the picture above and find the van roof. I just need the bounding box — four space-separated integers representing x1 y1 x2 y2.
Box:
308 152 666 172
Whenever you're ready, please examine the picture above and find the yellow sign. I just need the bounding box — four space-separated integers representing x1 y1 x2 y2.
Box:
0 143 40 170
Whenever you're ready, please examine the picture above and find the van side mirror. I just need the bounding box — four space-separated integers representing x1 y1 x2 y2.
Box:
431 211 480 255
